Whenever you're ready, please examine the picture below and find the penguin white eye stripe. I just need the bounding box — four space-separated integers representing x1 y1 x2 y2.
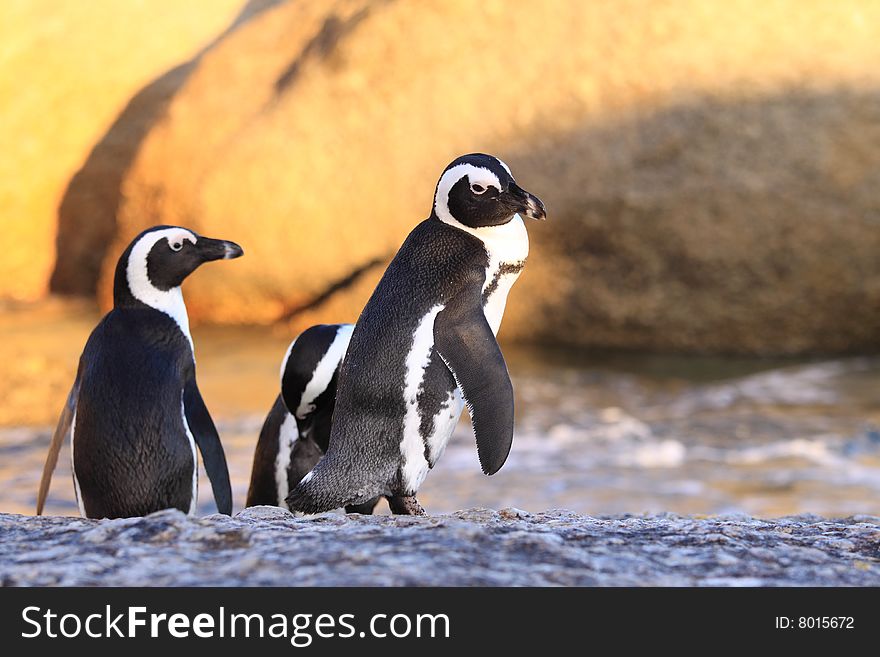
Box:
126 227 198 351
434 163 503 224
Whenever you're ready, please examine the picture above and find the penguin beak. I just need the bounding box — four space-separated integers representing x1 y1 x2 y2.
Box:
197 237 244 262
503 182 547 221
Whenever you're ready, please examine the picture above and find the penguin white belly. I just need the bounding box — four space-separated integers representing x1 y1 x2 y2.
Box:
274 413 299 509
470 213 530 334
482 264 524 334
181 395 198 515
400 304 445 492
70 411 86 518
424 388 465 466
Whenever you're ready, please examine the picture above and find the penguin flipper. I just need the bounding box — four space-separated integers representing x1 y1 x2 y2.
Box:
435 299 514 476
36 374 80 515
183 377 233 515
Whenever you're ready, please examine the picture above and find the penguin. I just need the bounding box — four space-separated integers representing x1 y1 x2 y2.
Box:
36 225 243 519
246 323 380 514
286 153 546 515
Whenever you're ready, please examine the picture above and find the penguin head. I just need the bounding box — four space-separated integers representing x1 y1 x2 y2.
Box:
113 225 243 309
433 153 546 229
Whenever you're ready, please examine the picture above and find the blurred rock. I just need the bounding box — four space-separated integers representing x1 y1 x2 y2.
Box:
516 90 880 354
0 0 244 300
25 0 880 353
1 508 878 585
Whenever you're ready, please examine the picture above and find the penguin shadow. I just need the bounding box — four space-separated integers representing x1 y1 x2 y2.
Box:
50 0 286 298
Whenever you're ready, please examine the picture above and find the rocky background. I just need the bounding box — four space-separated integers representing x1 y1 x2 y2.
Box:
0 0 243 304
2 507 878 586
2 0 880 355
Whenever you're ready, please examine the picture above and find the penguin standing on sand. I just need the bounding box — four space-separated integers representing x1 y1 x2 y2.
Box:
246 323 381 514
286 154 546 515
36 225 243 519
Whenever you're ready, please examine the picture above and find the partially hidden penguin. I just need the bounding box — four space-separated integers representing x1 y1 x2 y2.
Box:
246 323 381 514
36 225 243 519
286 153 546 515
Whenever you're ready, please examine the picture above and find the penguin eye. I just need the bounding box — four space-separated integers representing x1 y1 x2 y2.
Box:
471 184 486 194
169 241 183 252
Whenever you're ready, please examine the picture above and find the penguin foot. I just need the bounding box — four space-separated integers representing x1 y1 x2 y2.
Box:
386 495 426 516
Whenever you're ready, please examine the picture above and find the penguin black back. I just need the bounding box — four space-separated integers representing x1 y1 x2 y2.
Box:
73 309 198 517
37 226 243 518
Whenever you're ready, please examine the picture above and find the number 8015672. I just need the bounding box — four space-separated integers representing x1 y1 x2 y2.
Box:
775 617 853 629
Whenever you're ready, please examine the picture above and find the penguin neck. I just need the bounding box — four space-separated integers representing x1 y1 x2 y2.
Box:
113 257 195 354
433 211 529 263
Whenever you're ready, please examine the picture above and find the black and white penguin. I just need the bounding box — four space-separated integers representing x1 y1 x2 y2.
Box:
286 153 546 515
36 225 243 519
246 323 381 514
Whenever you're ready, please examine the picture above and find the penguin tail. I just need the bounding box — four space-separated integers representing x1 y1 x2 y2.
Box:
285 469 350 514
286 435 390 514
